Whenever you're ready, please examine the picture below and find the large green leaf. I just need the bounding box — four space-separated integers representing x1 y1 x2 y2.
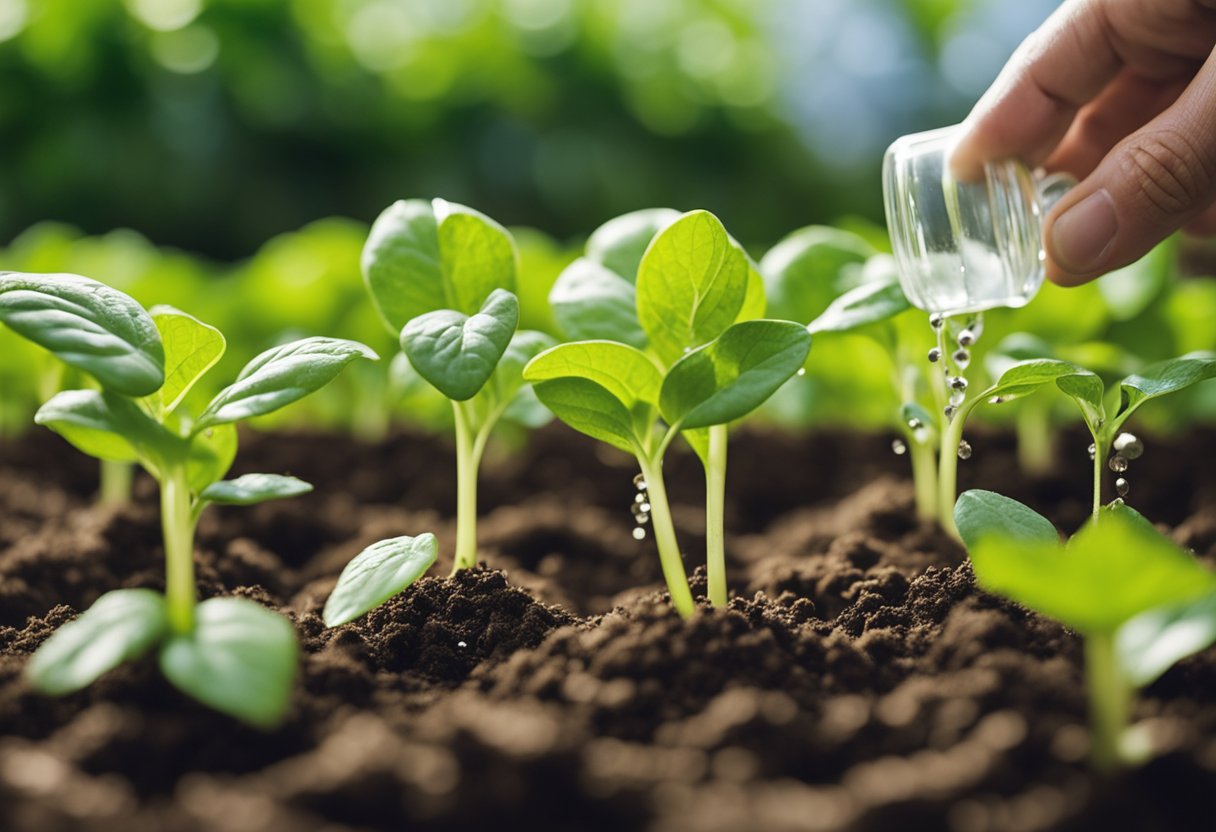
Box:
969 511 1216 634
585 208 680 282
159 597 298 729
35 389 180 465
25 589 168 696
758 226 875 322
807 279 910 334
401 289 519 401
1116 352 1216 427
0 272 165 396
977 358 1106 429
323 534 439 627
530 377 642 454
524 341 663 408
954 489 1059 552
201 474 313 506
362 199 517 333
1116 593 1216 687
549 258 645 347
660 320 811 429
635 210 750 366
150 305 225 413
194 337 378 431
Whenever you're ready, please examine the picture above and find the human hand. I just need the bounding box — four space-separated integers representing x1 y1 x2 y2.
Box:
951 0 1216 285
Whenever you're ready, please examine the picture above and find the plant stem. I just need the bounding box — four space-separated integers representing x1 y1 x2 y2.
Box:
910 437 938 523
450 401 484 574
938 403 966 540
1086 631 1130 773
705 424 728 608
638 456 695 619
162 465 196 635
1016 398 1054 476
98 459 134 506
1092 435 1109 520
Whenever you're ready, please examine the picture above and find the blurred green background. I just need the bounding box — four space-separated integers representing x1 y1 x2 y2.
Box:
0 0 1058 258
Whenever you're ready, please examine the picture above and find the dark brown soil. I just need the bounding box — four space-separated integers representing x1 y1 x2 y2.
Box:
2 423 1216 831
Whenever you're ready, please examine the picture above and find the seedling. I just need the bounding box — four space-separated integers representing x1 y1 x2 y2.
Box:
362 198 555 573
530 210 809 614
938 352 1216 536
1 272 377 727
956 490 1216 772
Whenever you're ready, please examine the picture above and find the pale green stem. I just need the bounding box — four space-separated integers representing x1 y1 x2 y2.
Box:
705 425 728 608
910 437 938 523
1092 435 1109 520
1086 631 1131 773
162 465 197 635
1016 398 1054 476
98 459 134 506
938 401 968 540
450 401 485 574
638 455 695 619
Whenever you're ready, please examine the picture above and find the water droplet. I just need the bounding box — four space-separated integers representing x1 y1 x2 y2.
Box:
1115 477 1129 497
928 347 942 363
635 512 650 524
1113 432 1143 460
929 313 945 330
949 390 966 407
1111 498 1125 507
1108 454 1128 473
957 440 972 460
457 641 467 648
632 527 647 540
640 502 651 513
957 329 975 347
966 315 984 340
944 405 957 420
892 438 907 456
906 417 923 431
1087 443 1096 460
796 367 806 377
952 348 971 369
950 375 968 391
988 396 1005 405
633 473 647 489
683 347 692 354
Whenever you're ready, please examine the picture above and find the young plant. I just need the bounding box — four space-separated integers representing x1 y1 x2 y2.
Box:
938 351 1216 536
2 272 377 726
531 210 809 613
956 490 1216 772
362 198 556 573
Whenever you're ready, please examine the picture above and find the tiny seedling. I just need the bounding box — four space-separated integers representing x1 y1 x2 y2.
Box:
323 534 439 626
362 198 555 573
956 490 1216 772
939 351 1216 536
531 210 809 614
2 272 377 726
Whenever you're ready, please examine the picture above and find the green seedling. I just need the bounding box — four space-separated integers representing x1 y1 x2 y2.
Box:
363 198 555 573
1 272 376 727
938 352 1216 536
531 210 809 614
956 490 1216 772
323 534 439 626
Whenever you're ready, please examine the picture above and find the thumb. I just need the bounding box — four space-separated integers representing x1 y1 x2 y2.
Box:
1046 55 1216 286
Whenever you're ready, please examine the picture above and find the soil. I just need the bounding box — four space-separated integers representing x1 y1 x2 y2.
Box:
2 422 1216 831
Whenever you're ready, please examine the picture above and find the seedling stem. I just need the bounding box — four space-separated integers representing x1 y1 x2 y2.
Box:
162 464 196 634
451 401 488 573
99 459 134 506
1086 631 1131 773
705 424 729 607
638 453 695 617
1092 436 1109 520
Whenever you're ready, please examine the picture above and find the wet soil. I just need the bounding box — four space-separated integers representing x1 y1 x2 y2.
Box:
2 423 1216 831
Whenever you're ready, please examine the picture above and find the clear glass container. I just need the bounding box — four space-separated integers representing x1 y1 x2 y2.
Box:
882 125 1074 316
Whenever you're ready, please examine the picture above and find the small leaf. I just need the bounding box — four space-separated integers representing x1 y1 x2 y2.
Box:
0 272 165 397
660 320 811 430
954 489 1059 552
531 377 643 454
807 279 911 334
970 510 1216 634
585 207 680 281
201 474 313 506
150 306 226 413
524 340 663 408
186 423 238 493
195 337 378 431
549 258 645 347
159 597 298 728
1117 352 1216 426
323 534 438 627
25 589 167 696
434 200 518 316
636 210 751 366
980 358 1106 429
401 289 519 401
35 389 180 466
1117 592 1216 687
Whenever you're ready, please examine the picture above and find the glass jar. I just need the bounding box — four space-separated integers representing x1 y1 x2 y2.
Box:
882 125 1074 316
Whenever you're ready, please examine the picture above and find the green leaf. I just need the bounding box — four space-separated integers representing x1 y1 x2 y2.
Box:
636 210 751 366
150 305 225 413
549 258 645 347
35 389 179 465
200 474 313 506
491 329 558 406
734 256 768 324
195 337 378 431
807 279 911 334
969 510 1216 634
954 489 1059 551
660 320 811 430
1117 352 1216 426
1116 592 1216 687
25 589 167 696
323 534 439 627
531 377 642 454
501 385 552 429
979 358 1106 429
186 423 237 493
524 340 663 407
585 208 680 281
0 272 165 396
401 289 519 401
759 226 875 322
362 199 517 333
159 597 298 728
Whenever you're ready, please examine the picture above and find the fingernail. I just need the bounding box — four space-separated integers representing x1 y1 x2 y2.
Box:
1051 189 1117 273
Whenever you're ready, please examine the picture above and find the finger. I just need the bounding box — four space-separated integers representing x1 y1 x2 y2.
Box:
1183 202 1216 237
1044 70 1191 180
1045 50 1216 285
950 0 1121 181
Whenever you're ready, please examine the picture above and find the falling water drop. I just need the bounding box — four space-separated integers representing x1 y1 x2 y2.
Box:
632 527 647 540
907 417 923 431
949 390 966 407
1115 477 1130 497
1087 443 1096 461
957 329 975 347
957 440 973 460
796 367 806 377
930 313 945 330
1108 455 1128 473
952 349 971 369
892 438 908 456
1113 432 1143 460
928 347 942 363
950 375 968 391
633 473 647 489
